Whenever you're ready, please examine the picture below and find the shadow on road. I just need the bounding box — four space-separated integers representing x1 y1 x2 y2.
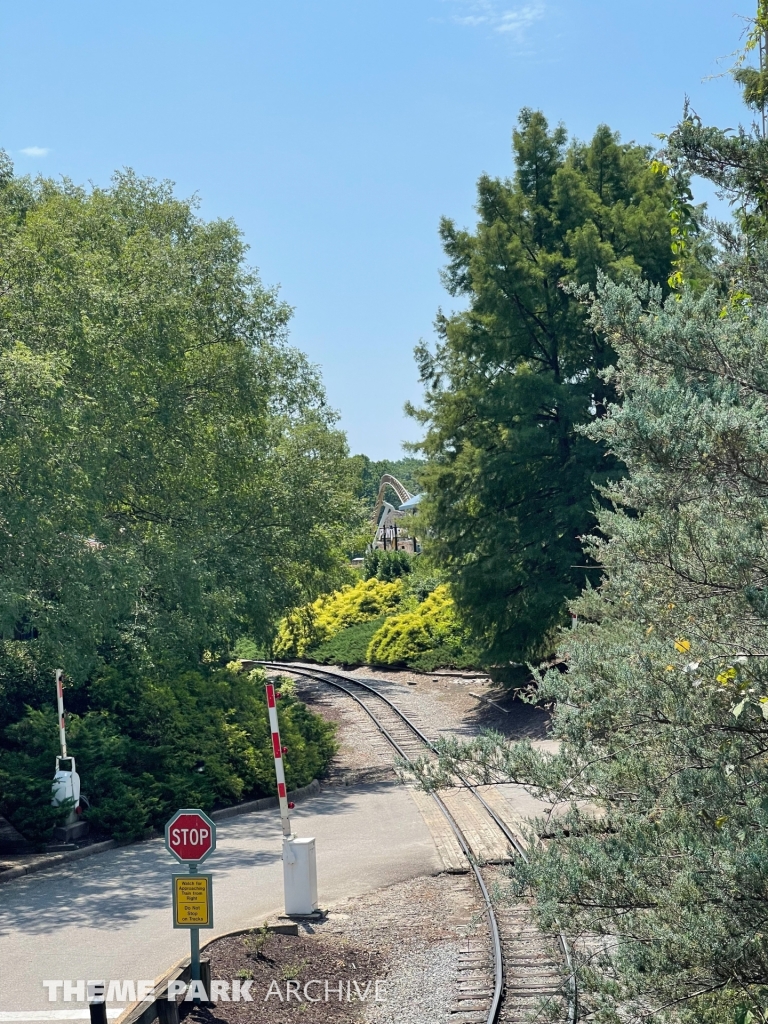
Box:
0 784 383 936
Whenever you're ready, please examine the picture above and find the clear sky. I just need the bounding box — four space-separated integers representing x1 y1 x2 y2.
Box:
0 1 752 459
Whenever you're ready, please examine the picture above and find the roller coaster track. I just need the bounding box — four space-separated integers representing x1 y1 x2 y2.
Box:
256 660 578 1024
371 473 413 526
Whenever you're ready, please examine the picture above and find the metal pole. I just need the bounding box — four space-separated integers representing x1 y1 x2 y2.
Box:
56 670 67 758
88 1001 107 1024
761 26 765 139
190 927 200 981
761 29 767 138
188 863 200 991
265 681 292 837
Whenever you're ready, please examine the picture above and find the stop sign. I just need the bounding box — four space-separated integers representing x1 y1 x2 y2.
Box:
165 808 216 864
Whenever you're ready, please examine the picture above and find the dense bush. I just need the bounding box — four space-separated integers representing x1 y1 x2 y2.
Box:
273 561 480 671
404 644 483 673
363 549 413 582
0 665 336 843
400 560 445 604
307 616 388 667
366 585 474 667
273 578 403 658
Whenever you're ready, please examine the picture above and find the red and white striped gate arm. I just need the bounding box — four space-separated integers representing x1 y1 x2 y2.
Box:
56 670 67 758
265 680 292 837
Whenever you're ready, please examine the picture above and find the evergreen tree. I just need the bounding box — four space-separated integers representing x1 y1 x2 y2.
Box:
421 274 768 1024
410 111 691 664
416 24 768 1017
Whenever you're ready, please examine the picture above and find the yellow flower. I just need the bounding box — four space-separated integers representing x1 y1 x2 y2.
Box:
674 638 691 653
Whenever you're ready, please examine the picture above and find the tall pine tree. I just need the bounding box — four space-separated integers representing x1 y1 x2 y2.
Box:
411 110 689 664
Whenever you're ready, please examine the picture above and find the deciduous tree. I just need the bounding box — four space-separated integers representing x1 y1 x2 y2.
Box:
0 160 355 711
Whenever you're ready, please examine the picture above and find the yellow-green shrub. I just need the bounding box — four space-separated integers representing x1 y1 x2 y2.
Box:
274 577 403 658
366 585 464 666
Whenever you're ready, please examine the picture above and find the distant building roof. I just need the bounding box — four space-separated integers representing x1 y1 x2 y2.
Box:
399 493 423 511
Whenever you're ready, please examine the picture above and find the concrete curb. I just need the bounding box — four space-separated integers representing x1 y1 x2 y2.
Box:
0 839 118 884
210 778 320 821
0 779 321 885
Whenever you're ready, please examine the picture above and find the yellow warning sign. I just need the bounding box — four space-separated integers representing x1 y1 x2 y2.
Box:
172 874 213 928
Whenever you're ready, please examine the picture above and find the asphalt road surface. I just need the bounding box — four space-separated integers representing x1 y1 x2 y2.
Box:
0 781 441 1019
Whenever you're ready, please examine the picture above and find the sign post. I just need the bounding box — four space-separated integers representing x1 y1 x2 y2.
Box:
165 809 216 995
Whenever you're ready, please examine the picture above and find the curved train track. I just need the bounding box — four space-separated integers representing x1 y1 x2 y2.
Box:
256 660 577 1024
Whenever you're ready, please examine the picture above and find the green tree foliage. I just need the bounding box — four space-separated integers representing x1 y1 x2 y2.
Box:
0 158 352 836
0 160 354 694
410 111 693 664
666 1 768 240
363 548 413 582
731 1 768 135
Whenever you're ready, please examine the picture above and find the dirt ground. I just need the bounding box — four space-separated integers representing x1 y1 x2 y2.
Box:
183 931 385 1024
284 664 552 788
347 665 550 739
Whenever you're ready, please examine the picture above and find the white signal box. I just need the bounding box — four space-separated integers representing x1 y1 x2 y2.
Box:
282 836 318 916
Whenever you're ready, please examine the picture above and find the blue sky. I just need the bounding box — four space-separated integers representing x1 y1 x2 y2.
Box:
0 1 751 459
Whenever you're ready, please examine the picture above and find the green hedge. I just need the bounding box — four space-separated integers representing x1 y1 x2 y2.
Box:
273 577 403 658
307 617 388 667
363 549 413 582
271 560 483 672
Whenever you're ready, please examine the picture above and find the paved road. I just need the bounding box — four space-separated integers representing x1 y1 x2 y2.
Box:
0 782 441 1018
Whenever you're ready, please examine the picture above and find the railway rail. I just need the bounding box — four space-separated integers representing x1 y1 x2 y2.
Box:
255 659 577 1024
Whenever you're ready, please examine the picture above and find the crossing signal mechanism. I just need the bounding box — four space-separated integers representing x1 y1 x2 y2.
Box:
265 678 319 917
51 670 89 843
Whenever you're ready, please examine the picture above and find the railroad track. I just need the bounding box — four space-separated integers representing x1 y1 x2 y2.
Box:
255 659 577 1024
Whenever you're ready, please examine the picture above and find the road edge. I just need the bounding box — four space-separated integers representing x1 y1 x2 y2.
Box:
0 779 320 886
